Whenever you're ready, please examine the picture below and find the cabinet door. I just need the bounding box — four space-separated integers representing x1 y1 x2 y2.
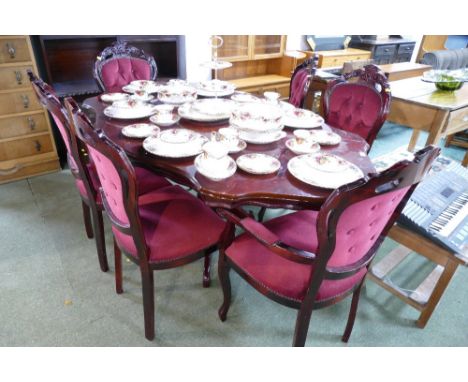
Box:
217 35 250 61
252 35 285 59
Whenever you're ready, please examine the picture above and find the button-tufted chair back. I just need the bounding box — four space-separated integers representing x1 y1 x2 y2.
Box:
289 55 319 108
66 97 148 262
94 41 157 93
322 64 391 149
314 145 439 282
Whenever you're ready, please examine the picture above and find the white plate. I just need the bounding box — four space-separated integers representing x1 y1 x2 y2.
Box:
308 130 342 145
191 98 235 117
239 130 286 144
195 154 237 181
178 103 231 122
104 105 157 120
196 80 236 97
157 85 198 105
143 129 208 158
283 108 324 129
230 93 261 103
304 153 349 172
121 123 160 138
285 139 320 155
101 93 129 103
149 114 180 127
200 60 233 70
122 83 163 94
236 153 281 175
223 139 247 154
288 154 364 189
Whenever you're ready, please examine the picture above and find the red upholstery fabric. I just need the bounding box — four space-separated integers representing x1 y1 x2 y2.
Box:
326 83 382 142
113 185 226 264
226 187 410 302
289 69 309 107
226 210 367 302
100 57 151 92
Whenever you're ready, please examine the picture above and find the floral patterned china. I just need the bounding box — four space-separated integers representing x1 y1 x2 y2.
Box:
218 127 247 153
101 93 129 103
236 153 281 175
196 79 236 97
285 139 320 155
230 92 261 103
308 129 342 145
149 114 180 127
157 85 197 105
288 154 364 189
178 99 234 122
104 100 157 119
238 130 287 145
142 128 208 158
283 108 324 129
121 123 160 139
123 80 162 94
194 154 237 181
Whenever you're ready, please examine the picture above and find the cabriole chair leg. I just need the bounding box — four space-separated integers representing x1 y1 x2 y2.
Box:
218 256 232 322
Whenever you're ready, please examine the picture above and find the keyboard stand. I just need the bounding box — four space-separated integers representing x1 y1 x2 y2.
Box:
367 224 468 328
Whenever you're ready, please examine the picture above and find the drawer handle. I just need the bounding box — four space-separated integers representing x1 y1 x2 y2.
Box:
27 116 36 130
6 42 16 59
0 164 22 175
384 48 390 52
34 140 42 152
14 70 23 85
21 94 29 109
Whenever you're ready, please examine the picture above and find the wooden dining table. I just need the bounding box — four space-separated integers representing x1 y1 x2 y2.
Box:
84 96 375 211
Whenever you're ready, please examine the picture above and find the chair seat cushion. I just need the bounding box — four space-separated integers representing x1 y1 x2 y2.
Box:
114 186 226 264
226 210 366 303
75 164 170 203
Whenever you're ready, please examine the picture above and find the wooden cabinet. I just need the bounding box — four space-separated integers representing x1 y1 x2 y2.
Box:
349 37 416 64
218 35 285 62
303 48 371 68
0 36 60 184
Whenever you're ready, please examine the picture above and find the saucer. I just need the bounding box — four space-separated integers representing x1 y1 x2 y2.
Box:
285 139 320 155
121 123 160 138
308 130 342 145
149 114 180 127
194 154 237 181
236 153 281 175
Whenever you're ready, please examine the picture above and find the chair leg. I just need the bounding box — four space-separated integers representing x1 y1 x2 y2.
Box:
114 238 123 294
218 255 232 322
292 307 314 347
203 250 211 288
258 207 266 222
91 208 109 272
81 201 94 239
342 280 364 343
141 268 155 341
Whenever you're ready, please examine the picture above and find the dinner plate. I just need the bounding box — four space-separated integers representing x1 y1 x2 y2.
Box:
103 105 157 120
308 130 342 145
288 154 364 189
238 130 286 144
194 154 237 181
285 139 320 155
236 153 281 175
283 108 324 129
304 153 349 172
121 123 160 138
143 129 208 158
101 93 129 103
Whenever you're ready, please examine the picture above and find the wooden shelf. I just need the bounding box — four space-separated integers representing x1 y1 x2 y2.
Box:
229 75 290 89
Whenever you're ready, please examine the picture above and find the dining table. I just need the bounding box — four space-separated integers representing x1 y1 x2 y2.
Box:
83 95 376 211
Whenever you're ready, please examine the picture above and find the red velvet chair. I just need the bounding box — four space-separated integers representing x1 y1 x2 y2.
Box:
288 55 319 108
66 97 227 340
322 64 391 149
217 146 439 346
28 70 170 272
93 41 157 92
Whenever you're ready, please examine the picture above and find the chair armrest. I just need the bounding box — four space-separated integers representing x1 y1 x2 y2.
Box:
217 209 316 264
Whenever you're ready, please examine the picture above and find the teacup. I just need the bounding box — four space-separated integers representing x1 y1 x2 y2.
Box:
293 129 311 145
263 91 281 104
202 140 229 171
218 127 239 149
154 104 175 120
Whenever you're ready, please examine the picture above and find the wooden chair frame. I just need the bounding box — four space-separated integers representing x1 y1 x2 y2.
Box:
217 145 440 346
288 54 319 109
27 70 109 272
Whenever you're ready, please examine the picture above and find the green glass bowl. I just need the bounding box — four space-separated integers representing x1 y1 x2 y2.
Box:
435 81 463 91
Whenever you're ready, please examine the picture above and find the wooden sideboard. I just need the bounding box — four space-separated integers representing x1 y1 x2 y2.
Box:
349 37 416 64
302 48 371 69
0 36 60 184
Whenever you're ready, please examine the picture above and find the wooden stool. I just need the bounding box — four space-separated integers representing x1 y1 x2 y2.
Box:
367 224 468 328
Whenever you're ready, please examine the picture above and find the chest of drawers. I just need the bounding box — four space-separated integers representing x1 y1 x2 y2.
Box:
0 36 60 184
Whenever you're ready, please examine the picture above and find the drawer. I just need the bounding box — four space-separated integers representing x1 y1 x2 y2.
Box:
0 158 59 184
374 45 397 57
0 90 42 115
320 54 370 68
0 134 54 161
395 53 412 63
0 113 49 139
0 37 31 64
398 43 415 54
447 108 468 132
0 65 34 90
243 83 290 98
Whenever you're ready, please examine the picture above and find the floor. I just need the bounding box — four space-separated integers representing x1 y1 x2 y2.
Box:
0 123 467 346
